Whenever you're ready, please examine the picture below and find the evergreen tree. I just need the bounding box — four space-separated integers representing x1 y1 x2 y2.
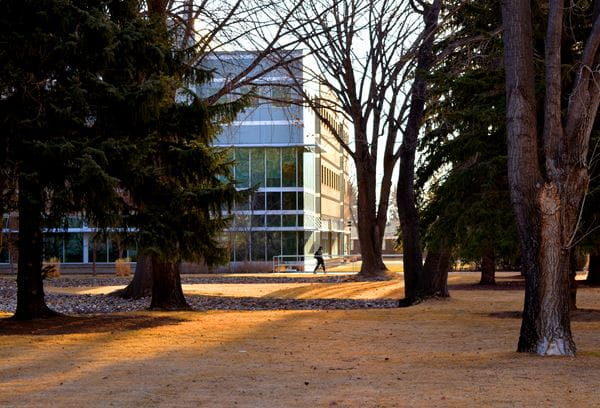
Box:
0 0 240 317
419 1 518 286
110 3 247 309
1 0 135 318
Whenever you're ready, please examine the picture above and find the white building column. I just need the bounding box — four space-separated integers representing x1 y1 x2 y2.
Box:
82 233 89 263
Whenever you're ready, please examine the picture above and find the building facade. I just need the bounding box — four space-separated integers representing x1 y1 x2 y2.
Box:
1 213 137 271
202 51 352 264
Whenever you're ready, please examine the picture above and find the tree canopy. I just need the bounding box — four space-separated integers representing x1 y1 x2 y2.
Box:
0 0 242 318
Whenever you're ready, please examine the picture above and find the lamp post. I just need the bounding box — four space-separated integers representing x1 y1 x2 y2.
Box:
346 220 352 256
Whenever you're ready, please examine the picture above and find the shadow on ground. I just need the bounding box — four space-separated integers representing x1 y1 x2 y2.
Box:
449 275 525 291
0 314 187 336
487 308 600 322
185 294 398 311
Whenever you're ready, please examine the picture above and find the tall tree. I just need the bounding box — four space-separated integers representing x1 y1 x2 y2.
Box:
276 0 437 278
108 1 244 310
0 0 238 316
501 0 600 355
0 0 151 318
117 0 310 299
418 1 518 288
397 0 442 299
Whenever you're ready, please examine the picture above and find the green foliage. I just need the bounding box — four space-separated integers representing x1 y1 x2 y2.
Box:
418 0 519 266
420 0 599 266
0 0 133 229
0 0 242 267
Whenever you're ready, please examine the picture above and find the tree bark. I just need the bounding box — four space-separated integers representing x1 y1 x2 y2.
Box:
355 145 387 278
479 243 496 285
537 184 576 355
112 253 153 299
587 253 600 285
501 0 544 354
500 0 600 356
149 259 190 310
397 0 441 303
14 174 56 320
421 248 450 298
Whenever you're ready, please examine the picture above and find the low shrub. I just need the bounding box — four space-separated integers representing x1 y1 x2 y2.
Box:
115 257 132 276
42 257 61 279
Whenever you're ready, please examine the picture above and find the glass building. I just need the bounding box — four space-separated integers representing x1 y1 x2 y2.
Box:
1 213 137 270
202 51 352 265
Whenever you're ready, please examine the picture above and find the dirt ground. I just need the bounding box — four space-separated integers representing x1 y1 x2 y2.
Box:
1 272 599 407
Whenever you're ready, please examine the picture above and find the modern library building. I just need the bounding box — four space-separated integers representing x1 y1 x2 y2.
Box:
202 50 352 265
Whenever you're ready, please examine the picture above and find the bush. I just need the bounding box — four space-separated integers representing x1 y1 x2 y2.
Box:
115 257 132 276
42 257 61 279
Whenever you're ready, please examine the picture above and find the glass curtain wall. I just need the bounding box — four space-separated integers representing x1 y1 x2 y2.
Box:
231 146 313 262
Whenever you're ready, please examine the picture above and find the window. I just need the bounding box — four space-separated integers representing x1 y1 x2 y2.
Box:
235 148 250 188
251 192 265 211
234 214 250 228
250 148 265 187
282 232 297 256
89 236 108 263
297 149 304 187
238 86 259 107
65 234 83 262
235 198 250 211
267 231 282 260
251 232 266 261
282 215 296 227
267 215 281 227
44 234 63 262
108 238 120 262
266 149 281 187
252 214 265 228
234 232 249 262
282 192 296 210
282 149 296 187
67 216 83 228
267 192 281 211
272 86 291 107
0 240 9 263
126 242 138 262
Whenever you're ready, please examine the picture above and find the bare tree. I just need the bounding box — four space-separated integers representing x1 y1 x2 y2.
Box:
501 0 600 355
117 0 313 300
274 0 425 278
397 0 443 301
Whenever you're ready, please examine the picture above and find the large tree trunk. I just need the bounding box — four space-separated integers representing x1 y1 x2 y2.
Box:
501 0 600 356
355 149 387 278
537 184 576 355
150 260 190 310
421 248 450 298
587 253 600 285
14 175 56 320
479 243 496 285
501 0 544 354
112 253 153 299
397 0 440 303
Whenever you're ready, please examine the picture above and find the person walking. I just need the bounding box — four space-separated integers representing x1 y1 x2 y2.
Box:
314 246 326 274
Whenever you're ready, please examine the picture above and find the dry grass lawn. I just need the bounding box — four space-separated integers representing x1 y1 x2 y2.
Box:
1 272 599 407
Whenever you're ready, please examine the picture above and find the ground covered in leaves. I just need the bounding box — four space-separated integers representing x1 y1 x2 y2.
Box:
0 272 599 407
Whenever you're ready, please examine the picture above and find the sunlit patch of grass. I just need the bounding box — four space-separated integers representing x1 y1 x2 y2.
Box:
327 261 404 273
580 351 600 358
